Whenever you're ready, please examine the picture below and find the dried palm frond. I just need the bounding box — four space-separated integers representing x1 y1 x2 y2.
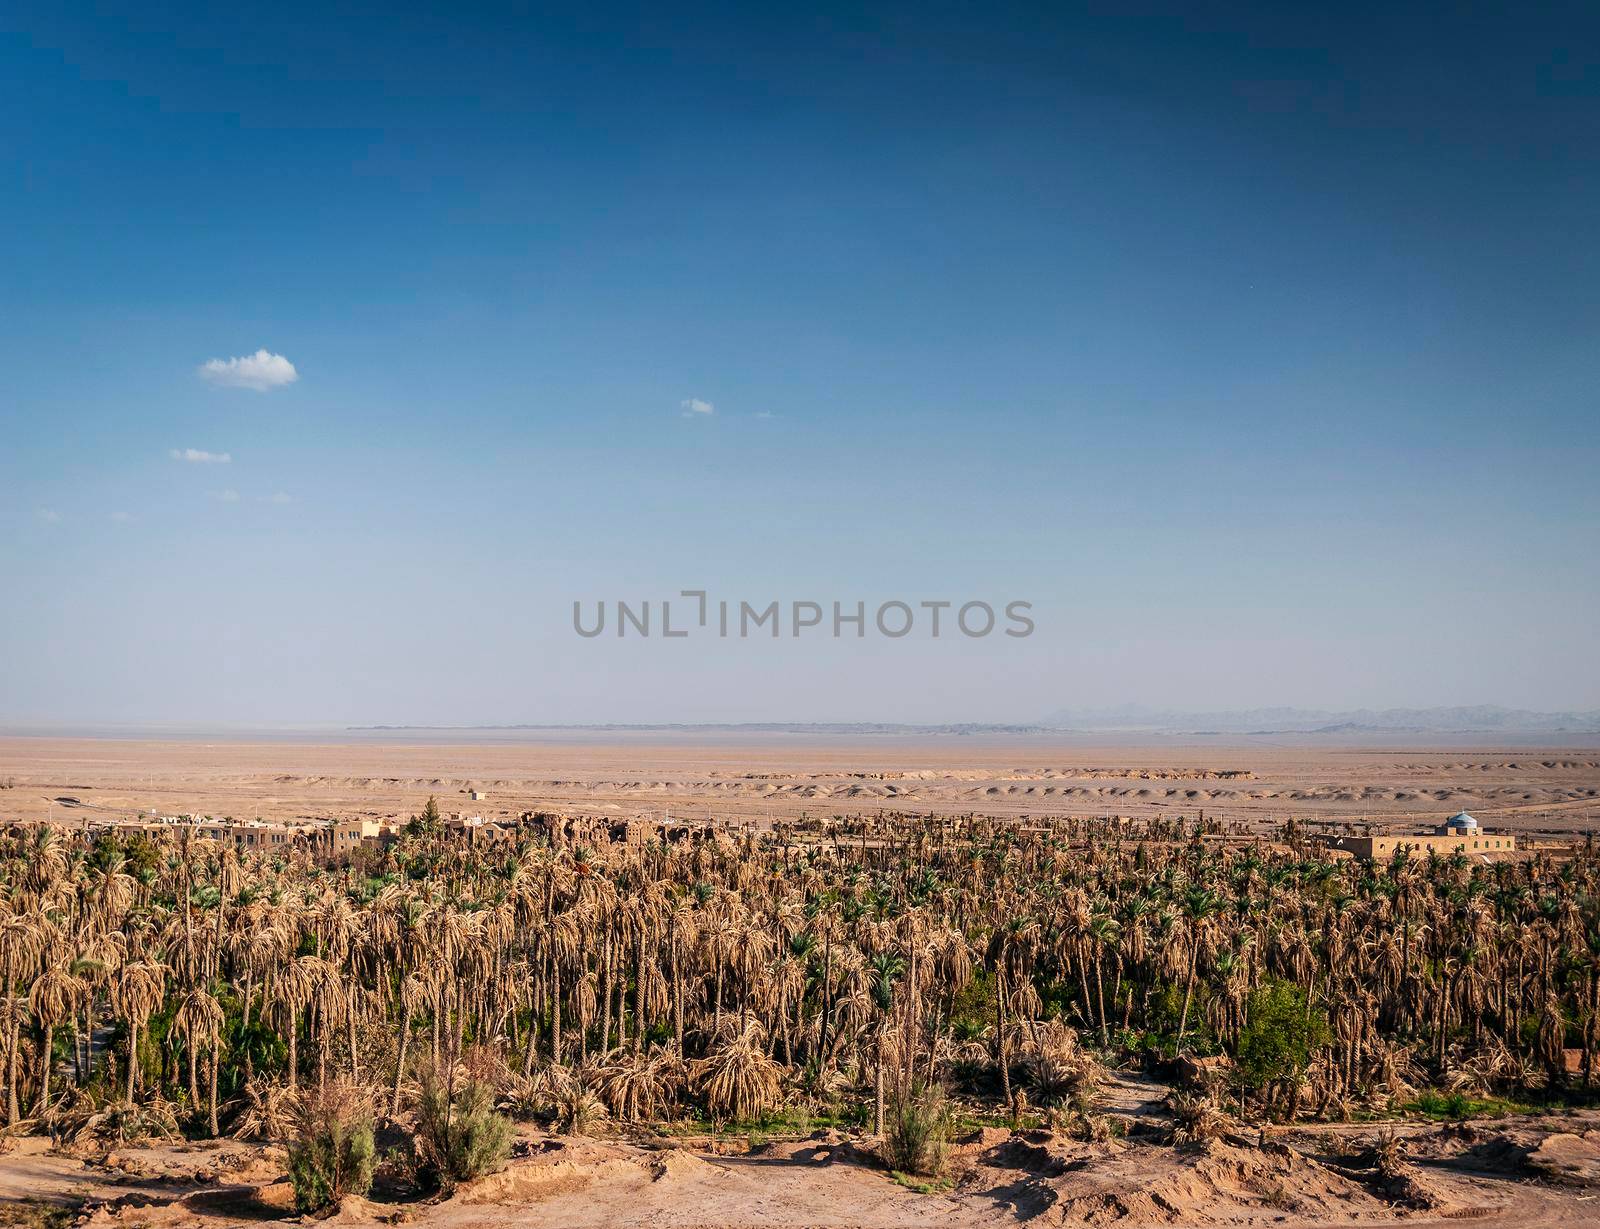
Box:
231 1078 301 1141
542 1066 609 1136
58 1090 183 1145
691 1020 782 1122
596 1045 685 1122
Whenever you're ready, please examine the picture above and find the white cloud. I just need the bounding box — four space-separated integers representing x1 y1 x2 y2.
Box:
109 510 132 523
170 447 232 464
680 397 714 416
209 489 241 503
197 349 298 391
36 507 61 524
260 492 293 505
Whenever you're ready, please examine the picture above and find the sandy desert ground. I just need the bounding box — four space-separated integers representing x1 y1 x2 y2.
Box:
5 1108 1600 1229
2 734 1599 837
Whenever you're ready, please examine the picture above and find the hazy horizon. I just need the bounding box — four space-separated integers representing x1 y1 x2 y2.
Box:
4 4 1597 725
4 704 1600 749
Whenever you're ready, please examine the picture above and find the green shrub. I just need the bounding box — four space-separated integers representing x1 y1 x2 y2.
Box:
1235 980 1329 1096
414 1065 515 1191
883 1083 953 1177
287 1082 377 1214
1402 1090 1529 1120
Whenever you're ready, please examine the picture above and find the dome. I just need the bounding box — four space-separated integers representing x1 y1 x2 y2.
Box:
1446 811 1478 830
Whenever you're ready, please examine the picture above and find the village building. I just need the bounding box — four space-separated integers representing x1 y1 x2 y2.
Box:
1317 812 1516 861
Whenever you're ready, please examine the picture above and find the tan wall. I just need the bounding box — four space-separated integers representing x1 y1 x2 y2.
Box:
1322 832 1515 859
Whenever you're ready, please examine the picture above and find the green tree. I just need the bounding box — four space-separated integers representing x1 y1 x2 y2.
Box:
406 795 443 838
1234 979 1329 1118
287 1082 376 1213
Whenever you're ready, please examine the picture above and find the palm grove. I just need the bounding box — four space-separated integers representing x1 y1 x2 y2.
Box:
3 808 1599 1159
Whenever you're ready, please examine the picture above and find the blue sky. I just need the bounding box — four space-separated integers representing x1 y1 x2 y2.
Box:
2 2 1597 725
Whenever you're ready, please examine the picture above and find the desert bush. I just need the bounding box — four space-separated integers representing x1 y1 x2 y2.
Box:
1166 1090 1228 1146
1373 1128 1407 1179
883 1083 953 1177
495 1070 545 1122
287 1081 376 1214
1022 1019 1103 1112
413 1063 515 1192
546 1065 609 1135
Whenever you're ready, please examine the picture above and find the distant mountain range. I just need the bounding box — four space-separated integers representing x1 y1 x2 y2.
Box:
350 722 1051 736
349 709 1600 739
1035 706 1600 735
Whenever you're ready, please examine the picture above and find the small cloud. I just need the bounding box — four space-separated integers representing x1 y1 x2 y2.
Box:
754 411 775 419
36 507 61 524
209 489 241 503
260 492 293 505
197 349 298 391
680 397 714 416
109 510 132 523
170 448 232 464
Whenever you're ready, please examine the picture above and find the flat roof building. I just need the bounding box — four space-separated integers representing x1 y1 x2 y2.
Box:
1316 812 1514 861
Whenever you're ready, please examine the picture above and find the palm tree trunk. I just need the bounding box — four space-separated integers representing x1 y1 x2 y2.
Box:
35 1023 53 1114
187 1029 201 1106
1094 956 1109 1047
672 951 684 1051
633 936 646 1054
347 992 361 1081
393 998 413 1116
125 1019 138 1102
996 966 1015 1122
551 965 563 1064
287 1008 299 1092
1176 939 1200 1053
874 1023 886 1137
7 1013 22 1124
317 1002 328 1092
207 1028 220 1136
522 989 539 1078
903 948 919 1095
819 933 833 1069
616 969 628 1051
600 941 613 1054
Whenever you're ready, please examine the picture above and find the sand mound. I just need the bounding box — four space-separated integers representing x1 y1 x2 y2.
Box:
458 1150 642 1204
325 1193 387 1223
1525 1131 1600 1188
647 1148 716 1181
968 1133 1436 1226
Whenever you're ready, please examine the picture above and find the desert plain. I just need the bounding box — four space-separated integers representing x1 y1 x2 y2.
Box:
3 732 1599 837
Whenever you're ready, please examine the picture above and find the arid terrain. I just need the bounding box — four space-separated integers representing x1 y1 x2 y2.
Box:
3 734 1599 836
5 1107 1600 1229
4 733 1600 1229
